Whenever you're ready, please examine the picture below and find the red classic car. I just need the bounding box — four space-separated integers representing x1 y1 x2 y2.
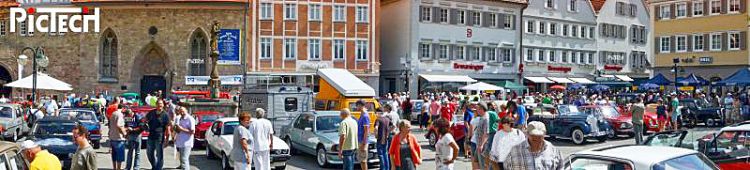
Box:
193 111 224 147
425 114 467 147
580 105 634 138
644 104 671 134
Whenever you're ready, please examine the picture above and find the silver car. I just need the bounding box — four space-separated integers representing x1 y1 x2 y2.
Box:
279 111 378 168
0 104 29 141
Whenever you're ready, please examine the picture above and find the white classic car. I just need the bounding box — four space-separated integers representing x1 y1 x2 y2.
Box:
205 117 291 170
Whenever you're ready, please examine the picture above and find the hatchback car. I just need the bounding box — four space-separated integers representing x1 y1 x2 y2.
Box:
0 103 29 141
566 145 719 170
205 117 291 170
279 111 378 168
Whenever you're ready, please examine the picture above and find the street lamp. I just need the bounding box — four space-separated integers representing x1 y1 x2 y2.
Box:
18 47 49 105
672 58 681 90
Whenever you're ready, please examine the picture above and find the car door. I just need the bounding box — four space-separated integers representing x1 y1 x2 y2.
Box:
288 115 306 152
299 115 316 152
15 107 27 133
6 150 28 170
206 121 221 155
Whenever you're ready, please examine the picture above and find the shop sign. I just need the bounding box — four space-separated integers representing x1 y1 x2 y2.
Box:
604 64 623 71
217 29 241 65
185 75 243 85
547 66 571 73
453 63 483 71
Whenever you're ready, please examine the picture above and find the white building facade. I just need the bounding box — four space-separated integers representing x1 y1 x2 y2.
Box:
380 0 527 95
521 0 599 90
594 0 652 82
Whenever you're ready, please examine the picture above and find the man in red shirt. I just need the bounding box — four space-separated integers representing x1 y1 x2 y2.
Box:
106 97 121 122
439 101 454 123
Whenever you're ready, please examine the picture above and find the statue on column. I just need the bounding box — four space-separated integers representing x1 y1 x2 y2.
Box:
208 21 221 99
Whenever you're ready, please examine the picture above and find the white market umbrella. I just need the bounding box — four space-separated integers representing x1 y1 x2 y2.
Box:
459 82 505 91
5 73 73 91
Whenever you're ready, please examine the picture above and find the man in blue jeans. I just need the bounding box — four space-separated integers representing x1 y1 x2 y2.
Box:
124 109 144 170
145 99 171 170
109 105 128 170
338 109 358 170
375 105 393 170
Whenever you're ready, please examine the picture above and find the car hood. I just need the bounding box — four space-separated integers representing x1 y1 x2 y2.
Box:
196 122 212 131
79 121 99 131
219 135 289 150
608 115 632 123
0 118 12 125
36 137 77 155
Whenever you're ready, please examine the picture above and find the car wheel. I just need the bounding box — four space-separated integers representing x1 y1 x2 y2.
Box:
607 132 616 139
275 165 286 170
316 147 329 168
705 118 715 127
597 136 608 143
428 132 437 147
571 128 585 145
206 145 217 159
93 140 101 149
285 137 295 155
222 153 231 170
627 133 635 138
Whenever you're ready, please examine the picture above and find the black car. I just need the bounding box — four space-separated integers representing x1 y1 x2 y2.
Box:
59 108 102 149
28 116 79 169
679 99 723 127
528 105 613 145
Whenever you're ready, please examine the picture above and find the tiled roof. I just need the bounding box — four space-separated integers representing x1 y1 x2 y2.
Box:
71 0 248 3
590 0 607 13
0 0 20 7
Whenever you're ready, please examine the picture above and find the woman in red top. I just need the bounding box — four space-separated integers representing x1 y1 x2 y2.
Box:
439 101 453 123
389 120 422 170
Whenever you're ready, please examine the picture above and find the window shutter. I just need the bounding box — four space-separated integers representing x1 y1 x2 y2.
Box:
467 11 474 26
483 12 490 27
631 4 637 17
742 32 747 50
704 0 710 16
670 4 676 19
705 33 711 50
433 7 440 23
721 0 727 14
655 37 660 54
687 2 693 17
685 35 693 52
419 7 424 21
655 5 661 20
670 36 676 53
722 32 729 51
498 13 506 28
432 44 440 60
742 0 747 13
450 9 457 24
418 44 424 59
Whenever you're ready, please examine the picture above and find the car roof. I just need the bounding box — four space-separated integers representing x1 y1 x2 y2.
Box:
0 141 20 153
312 111 341 116
217 117 239 122
572 145 699 164
38 116 78 122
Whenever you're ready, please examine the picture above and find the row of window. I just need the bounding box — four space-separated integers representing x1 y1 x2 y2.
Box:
599 23 627 39
544 0 580 12
630 25 647 44
524 48 595 65
0 20 67 36
261 3 369 23
658 0 741 20
259 38 369 61
525 20 595 39
630 51 648 69
419 6 516 30
658 31 743 53
418 43 514 63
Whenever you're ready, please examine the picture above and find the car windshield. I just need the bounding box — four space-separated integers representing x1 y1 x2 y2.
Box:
316 116 342 132
222 121 240 135
60 111 96 121
558 105 579 115
600 107 620 118
682 101 698 108
0 106 12 118
653 154 718 170
36 122 76 136
122 95 137 100
200 115 221 123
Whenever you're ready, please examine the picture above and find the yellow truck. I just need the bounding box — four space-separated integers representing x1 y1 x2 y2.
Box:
314 68 379 132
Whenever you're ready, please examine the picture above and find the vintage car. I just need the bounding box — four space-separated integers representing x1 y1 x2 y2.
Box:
29 116 79 169
643 122 750 169
58 108 102 149
121 92 143 106
566 145 719 170
0 141 29 169
279 111 378 168
644 104 664 133
528 105 613 145
0 103 29 141
193 111 223 147
679 98 723 127
579 105 633 138
205 117 291 170
426 113 467 147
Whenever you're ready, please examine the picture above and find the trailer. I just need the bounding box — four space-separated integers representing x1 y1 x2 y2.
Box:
240 85 314 133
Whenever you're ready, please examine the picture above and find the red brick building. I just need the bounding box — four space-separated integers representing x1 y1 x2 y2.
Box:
246 0 380 92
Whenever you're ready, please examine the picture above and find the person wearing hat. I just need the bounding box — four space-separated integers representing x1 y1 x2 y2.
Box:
490 117 527 170
503 121 562 170
21 140 62 170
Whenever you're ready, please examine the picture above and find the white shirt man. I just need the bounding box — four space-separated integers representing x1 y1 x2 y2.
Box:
248 109 274 170
44 99 58 116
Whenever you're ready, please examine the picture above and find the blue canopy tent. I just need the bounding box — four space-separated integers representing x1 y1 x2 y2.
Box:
716 68 750 86
567 84 585 90
591 84 610 91
639 83 661 91
645 73 673 85
676 73 708 86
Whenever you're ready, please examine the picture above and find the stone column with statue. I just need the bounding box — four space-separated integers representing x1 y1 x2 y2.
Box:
209 21 221 99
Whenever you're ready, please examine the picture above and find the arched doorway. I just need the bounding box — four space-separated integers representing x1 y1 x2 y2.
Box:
132 43 169 99
0 65 13 98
